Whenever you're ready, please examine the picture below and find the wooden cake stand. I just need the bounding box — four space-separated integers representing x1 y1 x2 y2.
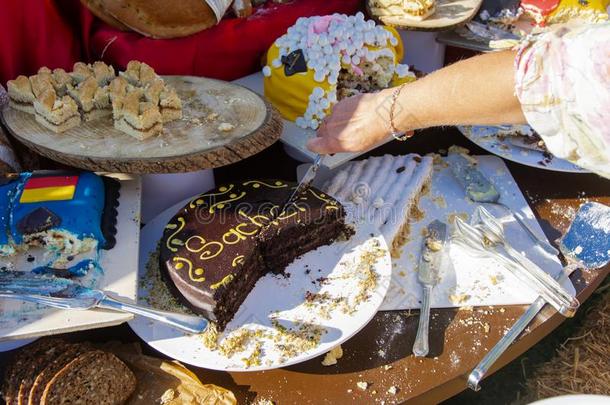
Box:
0 76 283 173
366 0 483 31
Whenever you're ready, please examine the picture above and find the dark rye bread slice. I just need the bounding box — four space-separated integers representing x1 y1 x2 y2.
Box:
2 339 65 405
16 341 73 405
40 350 136 405
27 343 93 405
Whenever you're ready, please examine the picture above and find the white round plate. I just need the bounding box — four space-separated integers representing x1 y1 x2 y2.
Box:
529 395 610 405
129 196 392 372
0 338 36 352
458 125 588 173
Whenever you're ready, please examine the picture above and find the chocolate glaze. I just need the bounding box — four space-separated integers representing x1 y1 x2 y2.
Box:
159 179 347 329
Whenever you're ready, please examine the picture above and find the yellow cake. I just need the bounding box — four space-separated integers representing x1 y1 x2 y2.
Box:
262 13 416 130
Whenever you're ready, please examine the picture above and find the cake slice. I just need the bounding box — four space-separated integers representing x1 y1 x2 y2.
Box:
323 154 433 257
92 61 116 86
6 75 35 114
371 0 437 21
70 62 94 84
67 76 111 122
29 74 55 99
113 90 163 140
159 85 182 122
120 60 159 86
33 87 81 133
51 69 73 96
39 350 136 405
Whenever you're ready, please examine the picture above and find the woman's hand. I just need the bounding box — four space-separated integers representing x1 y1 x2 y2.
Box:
307 90 404 154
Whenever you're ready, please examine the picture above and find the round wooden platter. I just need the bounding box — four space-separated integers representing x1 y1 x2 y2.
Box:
0 76 283 174
366 0 483 31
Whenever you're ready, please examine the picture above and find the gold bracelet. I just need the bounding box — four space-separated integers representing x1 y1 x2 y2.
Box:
389 84 412 141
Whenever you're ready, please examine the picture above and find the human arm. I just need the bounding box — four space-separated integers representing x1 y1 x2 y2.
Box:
307 50 526 154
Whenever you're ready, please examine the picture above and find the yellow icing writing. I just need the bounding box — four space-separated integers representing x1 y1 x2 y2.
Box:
238 210 271 227
208 191 247 213
188 184 235 209
185 235 223 261
242 180 287 189
165 217 185 253
173 257 206 282
232 255 245 267
222 228 248 245
308 188 339 210
210 274 235 290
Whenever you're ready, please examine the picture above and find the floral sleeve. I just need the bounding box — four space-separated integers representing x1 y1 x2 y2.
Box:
514 22 610 179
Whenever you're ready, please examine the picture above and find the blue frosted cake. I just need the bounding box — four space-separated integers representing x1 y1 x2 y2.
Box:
0 171 119 274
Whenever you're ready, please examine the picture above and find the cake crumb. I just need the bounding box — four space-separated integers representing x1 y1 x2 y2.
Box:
347 389 353 394
449 293 471 305
356 381 369 391
206 112 219 121
321 345 343 366
218 122 235 132
160 389 175 404
387 386 399 395
383 364 393 371
483 322 490 333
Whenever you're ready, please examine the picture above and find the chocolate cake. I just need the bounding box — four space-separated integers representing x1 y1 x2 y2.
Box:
159 179 350 330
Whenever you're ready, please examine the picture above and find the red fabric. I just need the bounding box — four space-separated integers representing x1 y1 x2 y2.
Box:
1 0 362 85
90 0 363 80
0 0 93 84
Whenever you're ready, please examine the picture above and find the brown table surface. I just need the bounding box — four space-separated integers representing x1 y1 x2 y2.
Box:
1 127 608 404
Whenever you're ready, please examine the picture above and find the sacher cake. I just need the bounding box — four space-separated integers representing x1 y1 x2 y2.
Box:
159 180 351 330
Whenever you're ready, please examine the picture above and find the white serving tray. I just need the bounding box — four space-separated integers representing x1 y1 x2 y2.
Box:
0 174 141 341
300 155 576 310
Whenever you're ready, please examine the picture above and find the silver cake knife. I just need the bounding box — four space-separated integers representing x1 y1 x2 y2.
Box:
278 154 324 215
413 220 447 357
0 274 208 334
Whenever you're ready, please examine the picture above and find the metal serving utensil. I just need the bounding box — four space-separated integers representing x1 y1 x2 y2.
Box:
279 154 324 215
447 152 559 256
413 220 447 357
452 215 578 317
467 263 579 391
0 275 207 334
472 207 579 316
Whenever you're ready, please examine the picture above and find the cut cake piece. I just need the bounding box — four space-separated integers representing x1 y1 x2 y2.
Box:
323 154 433 257
370 0 437 21
33 87 81 133
144 79 182 122
91 61 116 86
51 69 74 96
6 75 35 114
113 90 163 140
120 60 159 87
67 76 111 122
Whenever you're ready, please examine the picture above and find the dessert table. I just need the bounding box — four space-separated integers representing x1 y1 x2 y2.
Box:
2 126 607 404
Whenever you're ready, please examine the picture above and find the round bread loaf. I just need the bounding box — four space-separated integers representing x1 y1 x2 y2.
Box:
40 350 136 405
94 0 219 39
79 0 130 31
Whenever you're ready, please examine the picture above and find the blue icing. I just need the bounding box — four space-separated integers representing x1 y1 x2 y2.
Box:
32 259 97 277
560 202 610 269
10 172 106 247
0 173 29 252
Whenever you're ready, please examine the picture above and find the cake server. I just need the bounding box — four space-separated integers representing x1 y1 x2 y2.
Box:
467 263 578 391
413 220 447 357
0 274 207 334
447 152 559 256
279 154 324 214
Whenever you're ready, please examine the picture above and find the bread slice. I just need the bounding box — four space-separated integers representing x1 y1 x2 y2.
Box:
7 75 35 114
16 341 74 405
34 88 81 133
2 339 64 405
27 343 92 405
40 350 136 405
